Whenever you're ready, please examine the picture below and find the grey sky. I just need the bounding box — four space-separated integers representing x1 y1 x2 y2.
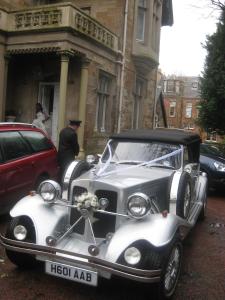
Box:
159 0 219 76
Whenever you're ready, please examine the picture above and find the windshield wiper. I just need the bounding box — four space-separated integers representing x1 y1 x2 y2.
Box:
146 163 175 170
115 160 142 165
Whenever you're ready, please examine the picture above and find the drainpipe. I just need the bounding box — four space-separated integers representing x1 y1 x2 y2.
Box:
153 81 159 129
117 0 129 133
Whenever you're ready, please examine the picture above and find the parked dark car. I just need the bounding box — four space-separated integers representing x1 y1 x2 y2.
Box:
0 123 59 213
200 143 225 188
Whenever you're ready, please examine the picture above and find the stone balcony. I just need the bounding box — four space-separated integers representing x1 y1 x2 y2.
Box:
0 2 118 52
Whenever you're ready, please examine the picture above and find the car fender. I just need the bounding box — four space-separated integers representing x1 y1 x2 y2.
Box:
105 213 189 263
10 195 68 245
197 174 208 202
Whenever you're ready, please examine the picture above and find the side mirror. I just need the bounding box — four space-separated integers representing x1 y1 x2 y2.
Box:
86 154 100 164
184 163 199 174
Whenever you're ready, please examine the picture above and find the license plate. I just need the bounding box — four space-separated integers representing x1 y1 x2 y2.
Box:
45 261 98 286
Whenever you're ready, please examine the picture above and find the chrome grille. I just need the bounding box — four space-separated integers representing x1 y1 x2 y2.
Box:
70 186 87 234
93 190 117 238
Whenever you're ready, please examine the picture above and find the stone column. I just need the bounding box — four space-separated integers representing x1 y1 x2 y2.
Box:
0 50 9 121
78 58 90 158
57 53 70 142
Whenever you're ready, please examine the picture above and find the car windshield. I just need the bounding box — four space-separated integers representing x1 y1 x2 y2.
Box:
101 140 182 169
200 144 224 157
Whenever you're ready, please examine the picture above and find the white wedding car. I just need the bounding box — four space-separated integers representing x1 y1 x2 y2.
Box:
0 129 207 299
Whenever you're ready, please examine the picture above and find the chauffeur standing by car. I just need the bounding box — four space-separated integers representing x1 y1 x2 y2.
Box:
58 120 81 180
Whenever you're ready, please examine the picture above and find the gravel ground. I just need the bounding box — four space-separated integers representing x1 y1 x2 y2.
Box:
0 191 225 300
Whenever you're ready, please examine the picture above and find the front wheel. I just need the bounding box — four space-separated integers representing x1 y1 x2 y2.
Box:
158 241 183 299
5 217 38 269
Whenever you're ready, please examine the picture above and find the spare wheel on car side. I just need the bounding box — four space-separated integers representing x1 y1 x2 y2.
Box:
176 172 192 219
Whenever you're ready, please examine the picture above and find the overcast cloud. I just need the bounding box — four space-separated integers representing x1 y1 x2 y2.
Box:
159 0 220 76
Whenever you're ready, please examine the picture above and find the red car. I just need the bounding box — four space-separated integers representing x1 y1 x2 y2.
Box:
0 123 59 214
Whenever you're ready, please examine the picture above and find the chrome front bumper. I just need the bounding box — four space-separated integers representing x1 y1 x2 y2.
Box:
0 233 161 283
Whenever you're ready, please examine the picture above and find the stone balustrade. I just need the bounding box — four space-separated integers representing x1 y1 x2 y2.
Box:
74 12 115 49
15 9 62 29
0 3 118 51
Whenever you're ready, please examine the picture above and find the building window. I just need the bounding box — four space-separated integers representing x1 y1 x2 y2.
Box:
169 101 176 117
191 81 199 90
167 80 175 93
185 103 192 118
206 131 217 142
152 0 161 50
133 78 144 129
175 81 180 94
95 74 111 132
184 124 194 130
136 0 147 41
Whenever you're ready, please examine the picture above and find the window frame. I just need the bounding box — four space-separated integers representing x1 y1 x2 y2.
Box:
133 78 145 129
191 81 199 90
152 0 161 50
166 80 175 93
136 0 147 42
0 131 32 163
169 101 176 117
19 130 53 153
95 72 112 133
185 103 192 118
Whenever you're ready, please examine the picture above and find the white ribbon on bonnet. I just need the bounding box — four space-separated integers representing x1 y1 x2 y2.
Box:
95 141 182 178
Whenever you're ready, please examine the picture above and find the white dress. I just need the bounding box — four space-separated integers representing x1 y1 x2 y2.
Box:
32 112 47 133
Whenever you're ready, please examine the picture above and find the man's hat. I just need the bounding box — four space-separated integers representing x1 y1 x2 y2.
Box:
69 120 82 126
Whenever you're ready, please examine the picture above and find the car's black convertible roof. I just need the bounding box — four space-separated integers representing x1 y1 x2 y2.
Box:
110 129 201 145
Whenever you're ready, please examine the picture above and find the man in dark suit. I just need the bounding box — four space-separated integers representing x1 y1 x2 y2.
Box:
58 120 81 180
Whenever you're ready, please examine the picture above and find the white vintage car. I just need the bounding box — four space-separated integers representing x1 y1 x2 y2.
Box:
0 129 207 299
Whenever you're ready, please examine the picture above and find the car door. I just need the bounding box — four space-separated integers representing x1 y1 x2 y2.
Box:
20 130 58 181
0 147 6 203
0 131 34 205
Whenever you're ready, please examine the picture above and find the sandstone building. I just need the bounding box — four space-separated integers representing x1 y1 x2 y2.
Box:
0 0 173 154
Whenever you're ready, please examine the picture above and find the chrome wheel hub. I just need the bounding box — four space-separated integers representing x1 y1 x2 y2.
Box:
183 184 191 218
164 246 181 293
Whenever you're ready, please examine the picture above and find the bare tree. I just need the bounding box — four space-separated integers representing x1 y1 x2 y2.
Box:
210 0 225 9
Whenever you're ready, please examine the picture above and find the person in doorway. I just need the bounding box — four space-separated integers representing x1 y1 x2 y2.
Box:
32 103 49 133
58 120 81 181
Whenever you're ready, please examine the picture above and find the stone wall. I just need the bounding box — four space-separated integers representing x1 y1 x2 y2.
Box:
0 0 34 9
58 0 156 133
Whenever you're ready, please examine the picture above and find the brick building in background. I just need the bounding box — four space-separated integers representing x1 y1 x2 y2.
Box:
0 0 173 154
163 75 223 143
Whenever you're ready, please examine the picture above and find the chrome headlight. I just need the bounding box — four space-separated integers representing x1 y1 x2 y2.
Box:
13 225 27 241
127 193 150 219
214 162 225 172
38 180 61 203
124 247 141 265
